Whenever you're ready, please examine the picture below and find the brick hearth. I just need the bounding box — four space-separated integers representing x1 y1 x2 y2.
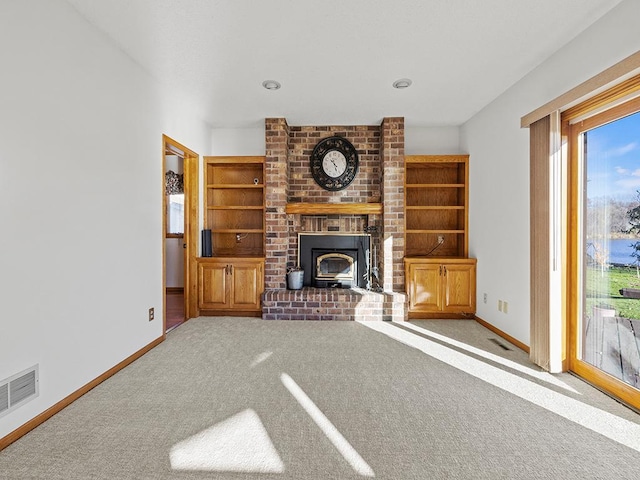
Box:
262 288 406 322
262 117 407 321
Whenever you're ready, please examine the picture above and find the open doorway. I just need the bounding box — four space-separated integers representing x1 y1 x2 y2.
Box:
164 146 185 331
163 135 199 333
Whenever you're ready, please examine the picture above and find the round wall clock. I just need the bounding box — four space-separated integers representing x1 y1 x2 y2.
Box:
310 136 359 191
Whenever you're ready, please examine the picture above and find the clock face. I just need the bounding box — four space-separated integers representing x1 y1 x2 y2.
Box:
310 136 359 191
322 150 347 178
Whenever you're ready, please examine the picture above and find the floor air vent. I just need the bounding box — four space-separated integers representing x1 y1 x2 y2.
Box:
488 338 511 351
0 365 39 418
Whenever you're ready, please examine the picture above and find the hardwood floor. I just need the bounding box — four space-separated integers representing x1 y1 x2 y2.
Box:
166 291 185 332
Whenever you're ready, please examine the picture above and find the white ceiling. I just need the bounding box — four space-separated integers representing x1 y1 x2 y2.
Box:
65 0 622 128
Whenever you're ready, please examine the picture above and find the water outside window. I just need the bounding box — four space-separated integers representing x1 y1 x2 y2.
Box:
581 111 640 389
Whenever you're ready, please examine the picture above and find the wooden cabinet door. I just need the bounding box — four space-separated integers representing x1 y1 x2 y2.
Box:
442 263 476 312
407 262 442 312
229 260 263 310
198 261 230 310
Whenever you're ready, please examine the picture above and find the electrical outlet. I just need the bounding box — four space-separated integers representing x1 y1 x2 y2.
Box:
148 307 154 322
503 301 508 314
236 234 241 243
483 293 487 304
498 300 503 312
437 235 445 244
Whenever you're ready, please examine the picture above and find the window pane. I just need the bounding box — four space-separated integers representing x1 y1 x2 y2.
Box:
167 194 184 235
581 111 640 389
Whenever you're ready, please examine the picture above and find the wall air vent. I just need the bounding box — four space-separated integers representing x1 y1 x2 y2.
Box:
0 383 8 414
0 365 39 418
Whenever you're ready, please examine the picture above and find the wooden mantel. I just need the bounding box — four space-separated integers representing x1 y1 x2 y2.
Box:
285 202 383 215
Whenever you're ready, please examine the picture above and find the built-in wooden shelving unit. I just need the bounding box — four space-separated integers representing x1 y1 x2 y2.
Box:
404 155 469 257
203 156 265 257
404 154 475 318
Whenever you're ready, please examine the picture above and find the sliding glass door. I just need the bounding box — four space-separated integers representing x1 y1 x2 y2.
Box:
568 98 640 408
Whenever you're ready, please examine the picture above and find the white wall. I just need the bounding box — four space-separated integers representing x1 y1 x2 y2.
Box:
165 237 184 288
460 0 640 345
211 128 265 156
210 125 462 156
0 0 211 438
405 127 461 154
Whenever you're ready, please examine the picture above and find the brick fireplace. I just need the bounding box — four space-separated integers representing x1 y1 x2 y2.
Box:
261 117 407 321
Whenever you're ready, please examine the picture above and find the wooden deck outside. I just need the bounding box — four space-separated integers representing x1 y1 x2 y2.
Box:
584 310 640 388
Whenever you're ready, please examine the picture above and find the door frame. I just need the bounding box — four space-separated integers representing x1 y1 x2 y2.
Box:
162 135 199 332
565 94 640 411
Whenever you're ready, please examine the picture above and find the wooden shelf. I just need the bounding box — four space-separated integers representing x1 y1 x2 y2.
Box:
403 154 469 164
204 156 265 257
406 183 465 188
406 229 465 234
211 229 264 234
405 155 469 257
285 202 383 215
207 206 265 210
204 156 266 165
406 206 465 210
206 184 264 189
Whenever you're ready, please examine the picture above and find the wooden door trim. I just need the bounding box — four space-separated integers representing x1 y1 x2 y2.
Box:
565 98 640 411
162 135 199 329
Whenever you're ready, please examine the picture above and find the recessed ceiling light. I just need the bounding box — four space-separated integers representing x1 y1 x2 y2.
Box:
393 78 412 89
262 80 281 90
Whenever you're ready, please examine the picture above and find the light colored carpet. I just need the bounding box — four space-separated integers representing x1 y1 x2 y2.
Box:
1 317 639 479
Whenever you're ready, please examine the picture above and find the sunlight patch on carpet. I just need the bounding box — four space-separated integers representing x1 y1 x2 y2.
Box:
281 373 375 477
399 321 579 393
251 350 273 368
361 321 640 453
169 409 285 473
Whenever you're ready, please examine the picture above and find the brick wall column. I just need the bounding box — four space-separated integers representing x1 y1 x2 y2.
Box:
265 118 289 290
380 117 405 293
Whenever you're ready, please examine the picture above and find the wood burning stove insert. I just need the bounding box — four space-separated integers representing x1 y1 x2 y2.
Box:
298 234 371 288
